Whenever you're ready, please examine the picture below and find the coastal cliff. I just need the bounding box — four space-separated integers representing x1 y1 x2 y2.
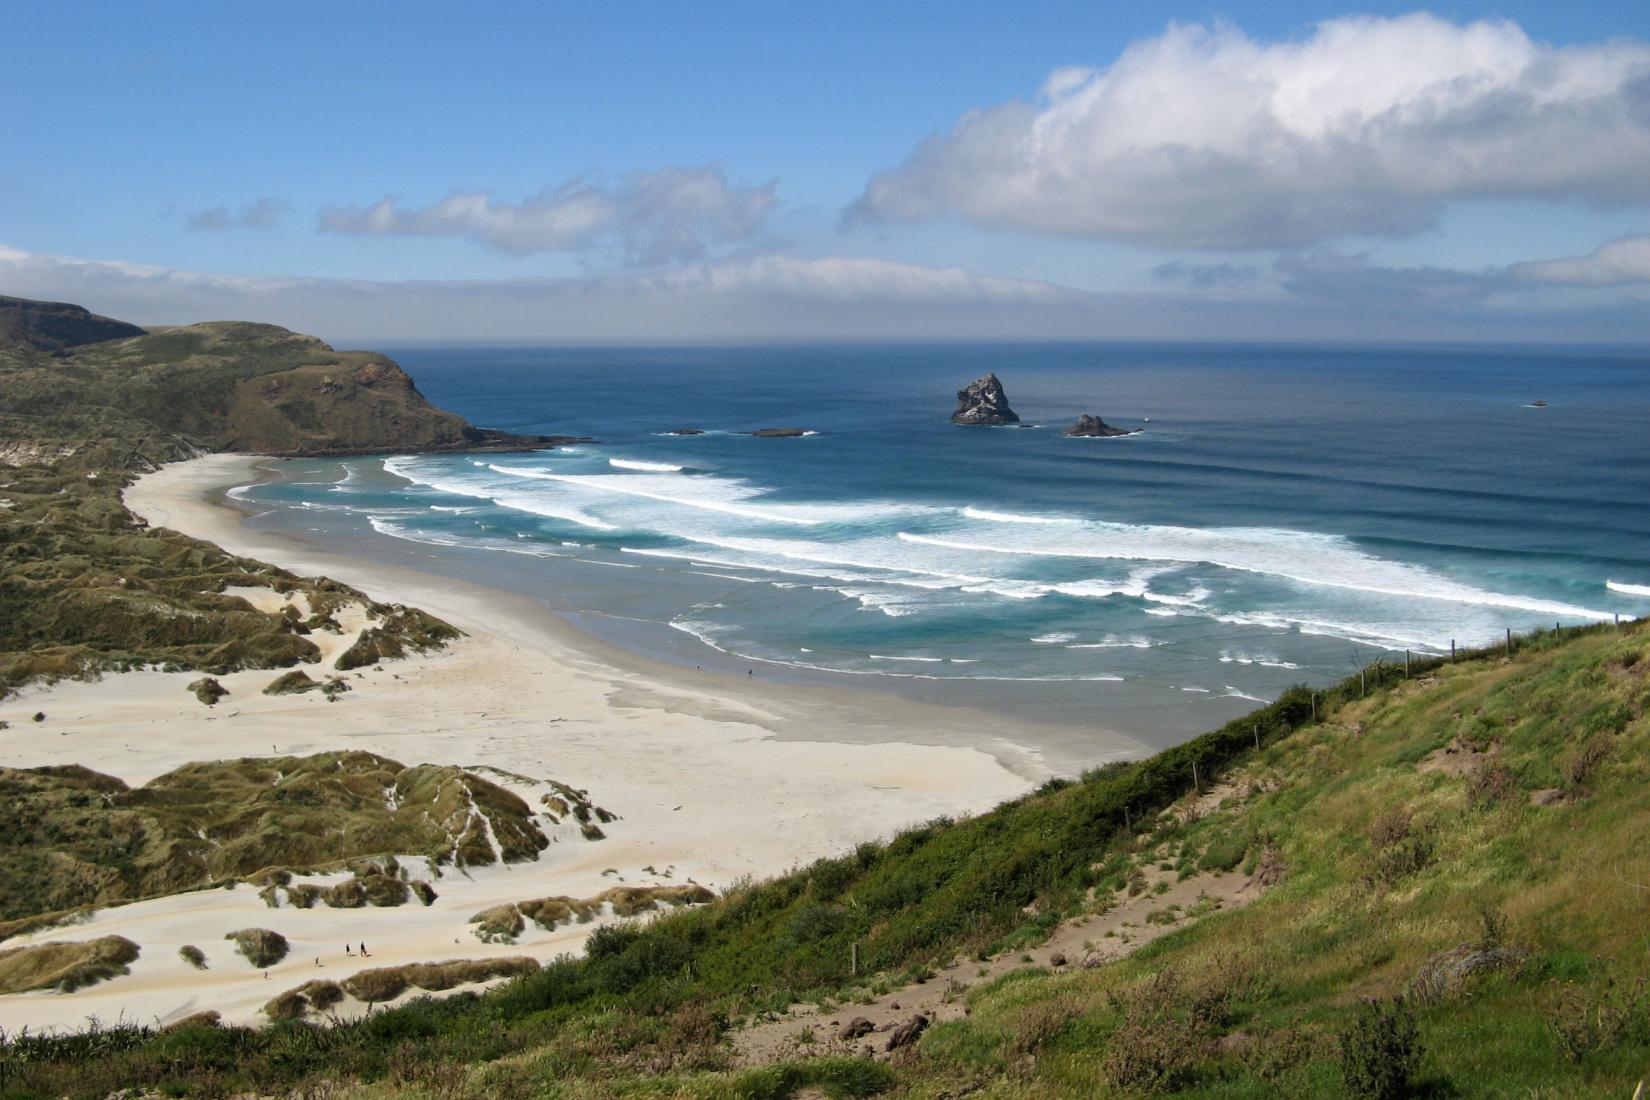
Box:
0 296 578 459
950 372 1020 424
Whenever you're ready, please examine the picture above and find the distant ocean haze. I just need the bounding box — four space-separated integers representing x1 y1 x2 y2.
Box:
237 343 1650 763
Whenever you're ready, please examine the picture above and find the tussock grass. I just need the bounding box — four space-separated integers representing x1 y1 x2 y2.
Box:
0 935 139 994
224 928 287 969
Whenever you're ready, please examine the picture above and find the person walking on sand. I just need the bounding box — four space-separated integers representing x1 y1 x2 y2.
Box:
346 944 353 956
360 942 369 957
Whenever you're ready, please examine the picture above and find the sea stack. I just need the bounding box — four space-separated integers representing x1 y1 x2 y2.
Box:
1062 413 1138 438
951 373 1019 425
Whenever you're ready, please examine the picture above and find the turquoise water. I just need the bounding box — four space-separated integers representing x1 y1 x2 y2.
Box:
237 343 1650 758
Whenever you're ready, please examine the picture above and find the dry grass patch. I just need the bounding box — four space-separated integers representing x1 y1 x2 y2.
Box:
0 935 139 993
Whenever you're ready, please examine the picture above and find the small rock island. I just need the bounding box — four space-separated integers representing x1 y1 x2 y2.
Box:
748 427 812 437
1063 413 1139 438
667 427 706 435
951 373 1020 425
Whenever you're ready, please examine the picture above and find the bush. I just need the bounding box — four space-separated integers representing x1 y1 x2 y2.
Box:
1563 733 1613 789
1339 997 1422 1099
178 944 206 969
225 928 288 968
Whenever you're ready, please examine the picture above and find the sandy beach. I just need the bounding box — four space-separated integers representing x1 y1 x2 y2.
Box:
0 454 1146 1032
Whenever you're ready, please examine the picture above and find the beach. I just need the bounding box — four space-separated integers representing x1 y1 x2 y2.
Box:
0 454 1077 1031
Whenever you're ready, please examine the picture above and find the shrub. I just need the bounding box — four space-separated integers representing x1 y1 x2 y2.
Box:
1546 975 1650 1062
1467 761 1517 808
225 928 288 968
1563 733 1613 789
178 944 206 969
1338 997 1421 1099
1368 807 1412 851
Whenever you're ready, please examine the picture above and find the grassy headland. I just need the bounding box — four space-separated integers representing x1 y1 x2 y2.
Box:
0 293 581 695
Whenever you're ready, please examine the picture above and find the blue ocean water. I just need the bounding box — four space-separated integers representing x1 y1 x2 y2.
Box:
238 343 1650 756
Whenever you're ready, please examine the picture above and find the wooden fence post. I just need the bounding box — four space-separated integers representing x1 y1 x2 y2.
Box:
1254 724 1260 750
1451 639 1456 662
851 942 858 977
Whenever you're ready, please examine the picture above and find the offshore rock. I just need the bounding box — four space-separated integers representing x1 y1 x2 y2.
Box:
950 373 1019 425
1063 413 1137 438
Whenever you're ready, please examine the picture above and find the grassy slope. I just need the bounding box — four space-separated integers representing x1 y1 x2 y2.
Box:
1 623 1643 1097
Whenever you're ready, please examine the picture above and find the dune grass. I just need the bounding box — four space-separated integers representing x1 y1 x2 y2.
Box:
0 936 139 995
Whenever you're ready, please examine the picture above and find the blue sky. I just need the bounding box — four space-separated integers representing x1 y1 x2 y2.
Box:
2 1 1648 341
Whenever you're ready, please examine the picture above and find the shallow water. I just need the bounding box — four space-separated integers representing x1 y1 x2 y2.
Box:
237 342 1650 764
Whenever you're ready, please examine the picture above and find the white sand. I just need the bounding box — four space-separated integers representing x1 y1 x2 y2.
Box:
0 454 1138 1032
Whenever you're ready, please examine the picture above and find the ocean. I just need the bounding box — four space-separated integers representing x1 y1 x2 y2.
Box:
233 342 1650 766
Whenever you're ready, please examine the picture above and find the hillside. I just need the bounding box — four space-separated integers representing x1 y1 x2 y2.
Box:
0 296 582 694
1 621 1643 1097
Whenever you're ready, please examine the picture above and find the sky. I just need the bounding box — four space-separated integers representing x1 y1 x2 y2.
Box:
2 0 1649 344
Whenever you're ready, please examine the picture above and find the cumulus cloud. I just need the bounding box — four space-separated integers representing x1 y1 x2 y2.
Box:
1510 236 1650 285
187 197 290 230
852 14 1650 249
320 166 777 264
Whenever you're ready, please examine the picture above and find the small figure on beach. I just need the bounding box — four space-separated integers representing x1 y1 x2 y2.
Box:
360 942 369 957
346 944 353 955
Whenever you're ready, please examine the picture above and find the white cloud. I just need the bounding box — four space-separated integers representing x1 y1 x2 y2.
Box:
852 14 1650 248
1510 236 1650 285
320 166 777 263
187 197 290 230
2 243 1644 344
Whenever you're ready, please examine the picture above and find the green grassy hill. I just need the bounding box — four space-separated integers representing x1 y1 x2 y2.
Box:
2 622 1643 1098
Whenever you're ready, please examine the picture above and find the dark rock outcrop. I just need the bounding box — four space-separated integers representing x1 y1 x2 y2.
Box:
886 1013 931 1051
748 427 811 438
951 374 1019 425
668 428 705 435
1062 413 1137 438
0 295 145 352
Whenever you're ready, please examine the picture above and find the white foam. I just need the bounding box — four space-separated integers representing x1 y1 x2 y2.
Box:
1607 580 1650 597
1067 636 1155 650
962 506 1077 526
1031 632 1078 645
610 458 685 473
899 525 1610 620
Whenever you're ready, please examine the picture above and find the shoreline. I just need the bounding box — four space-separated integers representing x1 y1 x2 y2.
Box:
0 454 1139 1032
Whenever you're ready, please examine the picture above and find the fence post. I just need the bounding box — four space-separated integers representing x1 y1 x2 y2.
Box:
1310 694 1316 722
1193 760 1201 794
851 942 858 977
1451 639 1456 662
1361 668 1366 696
1254 724 1260 750
1405 650 1410 676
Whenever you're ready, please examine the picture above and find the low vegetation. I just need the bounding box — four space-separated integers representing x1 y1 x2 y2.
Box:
225 928 289 969
0 751 602 922
0 935 139 995
0 621 1641 1097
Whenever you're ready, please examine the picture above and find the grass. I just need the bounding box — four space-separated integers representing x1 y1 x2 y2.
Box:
0 750 596 923
0 935 140 994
